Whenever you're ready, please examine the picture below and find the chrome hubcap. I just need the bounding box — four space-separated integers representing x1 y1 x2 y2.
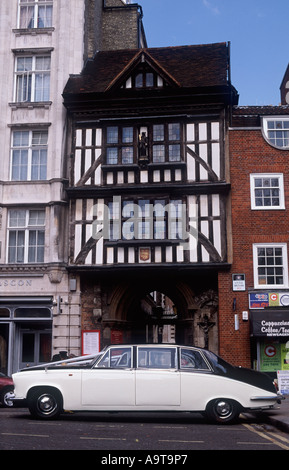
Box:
38 394 57 414
216 400 232 417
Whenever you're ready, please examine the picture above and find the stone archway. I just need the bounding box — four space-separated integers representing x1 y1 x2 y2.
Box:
80 272 219 352
102 277 218 349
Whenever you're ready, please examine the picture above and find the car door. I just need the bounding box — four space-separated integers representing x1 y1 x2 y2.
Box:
179 347 213 410
81 346 135 408
135 346 181 407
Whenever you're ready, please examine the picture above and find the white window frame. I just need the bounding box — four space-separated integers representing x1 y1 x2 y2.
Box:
262 117 289 150
14 54 51 103
250 173 285 210
253 243 288 289
7 209 46 264
17 0 53 29
10 129 48 181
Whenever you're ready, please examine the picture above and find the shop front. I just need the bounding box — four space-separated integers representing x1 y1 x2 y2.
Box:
0 297 53 375
249 292 289 377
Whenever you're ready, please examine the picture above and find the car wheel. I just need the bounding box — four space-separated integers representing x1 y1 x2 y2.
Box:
28 388 63 420
0 386 14 407
206 398 240 424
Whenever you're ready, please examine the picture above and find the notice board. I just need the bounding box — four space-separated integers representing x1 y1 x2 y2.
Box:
81 330 100 355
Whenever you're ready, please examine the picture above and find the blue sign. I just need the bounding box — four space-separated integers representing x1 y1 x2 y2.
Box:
249 293 269 309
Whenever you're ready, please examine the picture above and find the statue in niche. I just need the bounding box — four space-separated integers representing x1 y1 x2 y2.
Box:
138 131 149 166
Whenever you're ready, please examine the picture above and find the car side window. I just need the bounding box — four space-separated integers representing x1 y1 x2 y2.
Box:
137 347 177 369
180 348 210 371
96 347 132 368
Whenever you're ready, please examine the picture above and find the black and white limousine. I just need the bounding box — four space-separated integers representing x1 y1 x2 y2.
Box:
12 344 282 423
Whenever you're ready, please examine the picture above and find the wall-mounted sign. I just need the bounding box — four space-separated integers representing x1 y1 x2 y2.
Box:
250 310 289 337
81 330 100 355
232 274 246 291
260 343 289 373
249 292 269 309
249 292 289 309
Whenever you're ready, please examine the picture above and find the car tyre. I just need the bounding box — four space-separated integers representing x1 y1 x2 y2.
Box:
28 388 63 420
0 386 14 408
206 398 240 424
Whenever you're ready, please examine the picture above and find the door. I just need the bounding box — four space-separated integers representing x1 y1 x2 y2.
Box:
19 329 52 369
135 346 181 407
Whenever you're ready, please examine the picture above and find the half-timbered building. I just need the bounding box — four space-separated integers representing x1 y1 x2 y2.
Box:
63 43 239 352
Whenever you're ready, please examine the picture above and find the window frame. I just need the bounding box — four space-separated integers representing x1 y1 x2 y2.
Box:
253 243 289 289
14 54 51 103
104 122 183 166
106 198 186 242
262 117 289 150
17 0 53 29
10 129 48 181
7 209 46 264
250 173 285 210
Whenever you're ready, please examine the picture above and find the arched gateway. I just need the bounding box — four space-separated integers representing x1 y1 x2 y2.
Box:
80 273 219 353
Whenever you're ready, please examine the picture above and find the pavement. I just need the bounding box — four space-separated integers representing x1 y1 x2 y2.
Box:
254 395 289 433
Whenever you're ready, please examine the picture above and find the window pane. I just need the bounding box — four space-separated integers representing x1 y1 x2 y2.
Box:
107 148 118 164
169 144 181 161
38 5 53 28
169 123 180 140
122 127 133 143
12 150 28 180
122 147 133 164
135 74 143 88
31 149 47 180
153 145 165 162
35 72 50 101
146 73 154 87
153 125 164 141
19 5 35 28
9 210 26 228
28 210 45 226
107 127 118 144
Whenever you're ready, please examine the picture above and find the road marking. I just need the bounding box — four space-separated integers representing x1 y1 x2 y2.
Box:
154 426 188 429
1 433 49 438
237 441 274 446
159 439 204 444
80 437 126 441
242 423 289 450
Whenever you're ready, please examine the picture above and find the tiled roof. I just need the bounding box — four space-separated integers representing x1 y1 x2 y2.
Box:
233 105 289 115
63 43 230 95
232 105 289 127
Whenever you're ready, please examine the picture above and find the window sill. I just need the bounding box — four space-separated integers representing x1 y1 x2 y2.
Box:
13 28 54 36
9 102 52 110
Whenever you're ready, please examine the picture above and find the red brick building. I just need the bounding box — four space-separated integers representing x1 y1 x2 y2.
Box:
219 105 289 375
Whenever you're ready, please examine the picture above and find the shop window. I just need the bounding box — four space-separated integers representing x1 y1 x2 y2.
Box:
0 308 10 318
250 174 285 210
253 243 289 289
14 307 51 318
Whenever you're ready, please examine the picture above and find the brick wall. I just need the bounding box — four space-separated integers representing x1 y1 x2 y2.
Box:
218 125 289 367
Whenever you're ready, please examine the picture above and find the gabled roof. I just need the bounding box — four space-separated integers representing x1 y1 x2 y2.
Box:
63 42 231 96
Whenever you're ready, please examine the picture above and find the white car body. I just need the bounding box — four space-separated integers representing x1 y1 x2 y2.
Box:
12 344 281 423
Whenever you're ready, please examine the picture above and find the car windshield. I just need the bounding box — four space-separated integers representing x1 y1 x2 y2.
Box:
203 350 235 375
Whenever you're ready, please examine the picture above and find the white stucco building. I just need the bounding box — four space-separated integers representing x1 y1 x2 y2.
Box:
0 0 145 374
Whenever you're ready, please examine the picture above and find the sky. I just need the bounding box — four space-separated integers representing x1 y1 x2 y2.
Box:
140 0 289 106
